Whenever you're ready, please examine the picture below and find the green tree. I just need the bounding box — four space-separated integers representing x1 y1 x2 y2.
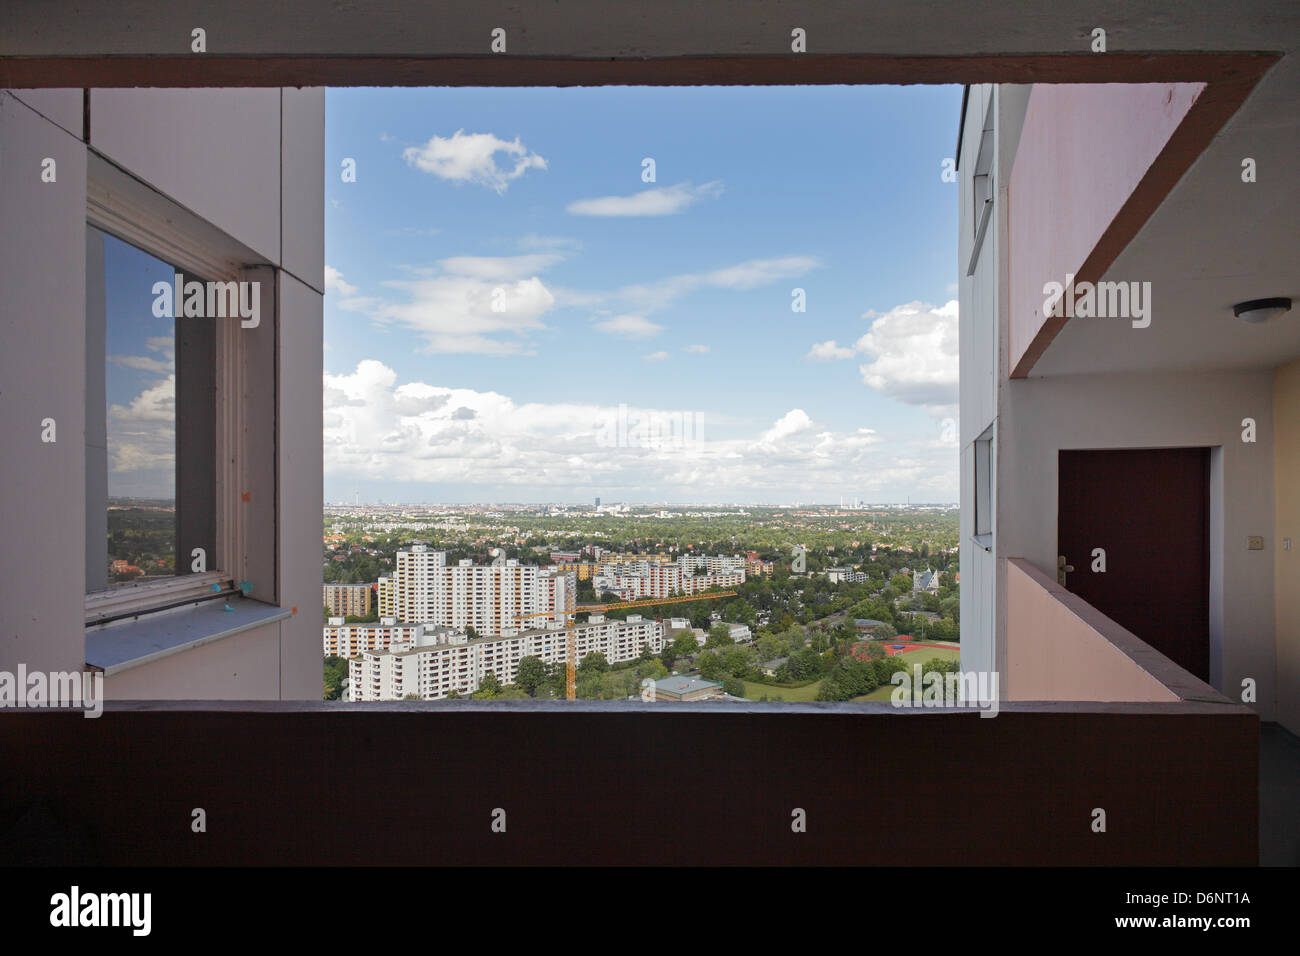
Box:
721 675 745 697
636 658 669 681
671 632 699 660
705 623 733 648
697 651 727 681
472 672 503 699
323 655 348 700
515 656 547 696
578 651 609 674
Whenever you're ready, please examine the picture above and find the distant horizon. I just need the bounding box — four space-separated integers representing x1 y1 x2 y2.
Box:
323 500 958 509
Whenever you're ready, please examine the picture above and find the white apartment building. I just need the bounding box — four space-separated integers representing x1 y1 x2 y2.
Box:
322 583 372 618
349 613 665 701
720 623 752 644
392 546 574 635
322 617 462 658
593 559 744 601
678 554 745 574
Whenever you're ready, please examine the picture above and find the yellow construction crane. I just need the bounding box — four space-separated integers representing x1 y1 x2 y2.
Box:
514 590 738 699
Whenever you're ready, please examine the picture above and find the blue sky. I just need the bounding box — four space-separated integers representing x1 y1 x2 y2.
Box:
323 85 962 505
100 227 177 499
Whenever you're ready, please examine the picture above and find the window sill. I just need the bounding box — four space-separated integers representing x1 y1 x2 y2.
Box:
85 597 291 676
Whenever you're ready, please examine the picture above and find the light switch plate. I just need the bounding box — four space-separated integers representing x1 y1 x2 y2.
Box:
1247 535 1264 550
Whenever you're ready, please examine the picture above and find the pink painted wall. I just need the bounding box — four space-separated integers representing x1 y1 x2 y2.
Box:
1007 82 1204 375
1005 558 1181 702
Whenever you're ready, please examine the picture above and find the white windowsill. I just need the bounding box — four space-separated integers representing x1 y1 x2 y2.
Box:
85 597 291 676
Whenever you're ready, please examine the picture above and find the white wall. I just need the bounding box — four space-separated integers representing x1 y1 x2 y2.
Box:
90 89 282 263
0 86 323 699
103 620 284 699
0 92 88 676
957 84 1030 683
279 272 324 697
998 370 1276 719
957 85 996 680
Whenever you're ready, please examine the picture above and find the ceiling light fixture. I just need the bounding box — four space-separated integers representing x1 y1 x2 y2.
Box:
1232 297 1292 324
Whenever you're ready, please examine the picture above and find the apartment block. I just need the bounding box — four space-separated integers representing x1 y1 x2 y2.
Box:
392 545 574 635
322 617 440 658
349 613 665 700
376 576 395 617
323 583 372 618
551 560 594 580
678 554 745 574
593 561 744 601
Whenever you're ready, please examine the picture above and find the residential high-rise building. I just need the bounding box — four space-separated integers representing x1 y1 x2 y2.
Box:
376 576 395 618
392 546 574 635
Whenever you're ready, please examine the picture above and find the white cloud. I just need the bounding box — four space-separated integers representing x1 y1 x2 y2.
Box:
517 234 582 253
856 300 959 412
108 354 173 374
107 375 177 492
402 130 547 194
340 254 565 355
806 340 855 362
435 254 563 281
801 299 959 416
566 181 723 217
644 351 669 362
703 257 816 291
556 255 821 316
757 408 813 448
322 361 955 499
684 344 709 353
594 314 663 339
109 374 175 424
324 266 358 296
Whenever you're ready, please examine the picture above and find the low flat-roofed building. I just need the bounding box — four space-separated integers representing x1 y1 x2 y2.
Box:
648 674 723 701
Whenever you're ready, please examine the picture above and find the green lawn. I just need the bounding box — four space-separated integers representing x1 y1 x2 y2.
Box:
741 678 825 701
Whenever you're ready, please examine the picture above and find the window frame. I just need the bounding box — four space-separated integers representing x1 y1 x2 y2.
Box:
84 152 276 627
972 424 993 550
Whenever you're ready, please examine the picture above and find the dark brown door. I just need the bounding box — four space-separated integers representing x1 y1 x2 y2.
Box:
1057 448 1210 681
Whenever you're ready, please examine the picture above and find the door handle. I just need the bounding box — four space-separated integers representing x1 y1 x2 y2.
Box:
1057 555 1075 586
